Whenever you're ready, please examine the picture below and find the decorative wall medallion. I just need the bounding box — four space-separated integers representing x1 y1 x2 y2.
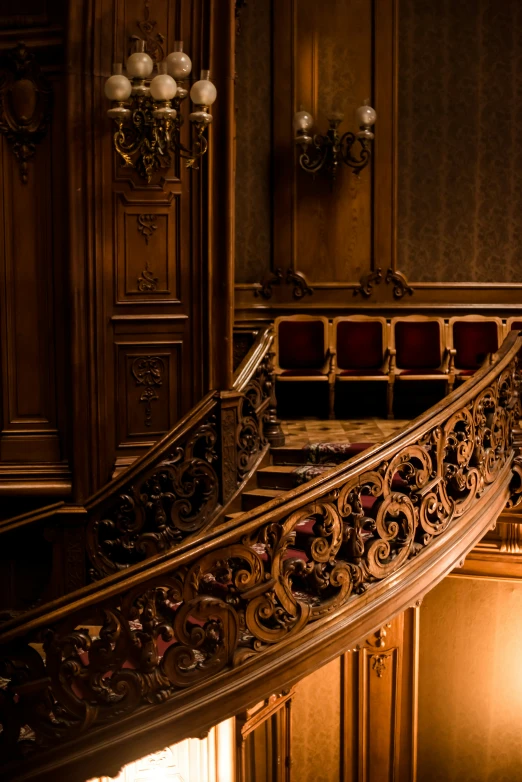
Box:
371 652 392 678
354 267 383 298
255 267 314 300
131 0 165 63
385 268 414 299
132 356 165 427
0 42 52 183
137 261 159 292
137 213 157 244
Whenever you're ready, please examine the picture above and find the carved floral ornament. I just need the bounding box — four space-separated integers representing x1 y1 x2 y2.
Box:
0 42 52 184
1 335 522 770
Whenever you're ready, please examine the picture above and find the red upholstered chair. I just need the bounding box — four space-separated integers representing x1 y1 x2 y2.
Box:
449 316 503 382
391 316 454 395
332 316 395 419
274 315 334 417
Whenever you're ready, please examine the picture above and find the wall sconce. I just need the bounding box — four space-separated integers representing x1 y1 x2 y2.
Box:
104 41 217 182
293 100 376 183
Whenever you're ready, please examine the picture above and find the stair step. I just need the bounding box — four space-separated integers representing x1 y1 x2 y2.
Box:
270 447 309 465
257 465 299 489
242 488 285 511
271 441 375 466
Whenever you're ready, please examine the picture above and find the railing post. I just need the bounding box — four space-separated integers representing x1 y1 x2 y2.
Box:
263 348 285 447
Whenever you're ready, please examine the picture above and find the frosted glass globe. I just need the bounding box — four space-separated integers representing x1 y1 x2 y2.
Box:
150 73 177 101
104 74 132 101
166 51 192 80
293 110 313 132
190 79 217 106
126 52 154 78
355 103 377 127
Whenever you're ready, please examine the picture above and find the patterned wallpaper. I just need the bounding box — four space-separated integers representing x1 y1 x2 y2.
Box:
398 0 522 282
235 0 273 284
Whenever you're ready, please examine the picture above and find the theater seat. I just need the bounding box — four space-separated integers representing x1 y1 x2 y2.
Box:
391 316 454 395
449 316 503 382
274 315 334 417
332 316 395 419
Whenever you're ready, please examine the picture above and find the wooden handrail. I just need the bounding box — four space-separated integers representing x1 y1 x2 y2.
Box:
0 333 521 781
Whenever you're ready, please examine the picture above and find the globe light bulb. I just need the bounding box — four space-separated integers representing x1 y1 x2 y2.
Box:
166 50 192 80
190 73 217 106
293 110 314 132
104 73 132 101
150 73 177 101
355 101 377 128
126 51 154 79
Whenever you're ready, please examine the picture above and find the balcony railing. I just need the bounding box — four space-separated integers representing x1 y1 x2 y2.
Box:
0 330 521 781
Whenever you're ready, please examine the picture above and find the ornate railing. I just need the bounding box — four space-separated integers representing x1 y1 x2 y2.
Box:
1 332 521 781
0 328 280 605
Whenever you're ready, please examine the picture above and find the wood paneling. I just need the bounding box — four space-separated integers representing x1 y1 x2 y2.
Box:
235 610 418 782
235 0 397 314
418 578 522 781
0 20 69 492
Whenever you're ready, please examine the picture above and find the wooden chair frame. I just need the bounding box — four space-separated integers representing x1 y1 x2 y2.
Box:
448 315 504 380
505 317 522 339
332 315 395 419
390 315 454 394
273 315 334 417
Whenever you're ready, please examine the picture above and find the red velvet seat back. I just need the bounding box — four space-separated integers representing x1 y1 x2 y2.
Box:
453 320 499 369
509 321 522 332
278 319 326 369
336 320 383 370
395 320 441 369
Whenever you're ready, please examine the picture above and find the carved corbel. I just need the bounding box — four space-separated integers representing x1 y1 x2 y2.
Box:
0 42 52 184
255 267 314 300
354 267 382 298
385 268 414 299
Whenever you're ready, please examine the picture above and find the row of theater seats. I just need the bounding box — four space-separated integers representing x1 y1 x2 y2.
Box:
274 315 521 418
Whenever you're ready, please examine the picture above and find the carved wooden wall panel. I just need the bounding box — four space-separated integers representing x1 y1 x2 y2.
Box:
75 0 207 485
115 339 182 446
0 22 69 494
116 201 180 303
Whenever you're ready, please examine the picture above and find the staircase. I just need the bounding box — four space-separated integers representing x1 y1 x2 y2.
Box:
229 440 375 516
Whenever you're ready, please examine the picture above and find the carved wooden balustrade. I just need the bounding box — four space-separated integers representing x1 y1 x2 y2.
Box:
1 331 522 781
0 328 279 609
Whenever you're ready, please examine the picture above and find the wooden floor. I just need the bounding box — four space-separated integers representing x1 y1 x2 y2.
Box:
280 418 409 447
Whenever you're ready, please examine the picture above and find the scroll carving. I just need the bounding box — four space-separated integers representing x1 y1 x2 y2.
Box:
354 267 382 298
87 416 220 577
132 356 165 427
0 42 52 183
137 214 157 244
131 1 165 62
137 262 159 293
385 268 414 299
2 347 520 765
255 268 314 300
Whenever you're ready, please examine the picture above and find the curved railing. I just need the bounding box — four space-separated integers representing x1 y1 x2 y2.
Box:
1 332 522 781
